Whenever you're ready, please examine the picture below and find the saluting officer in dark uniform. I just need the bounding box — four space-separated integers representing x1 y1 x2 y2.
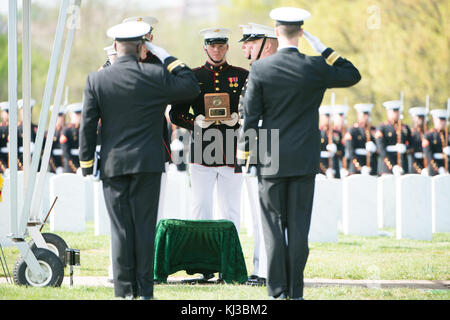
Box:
375 100 413 175
237 7 361 300
408 107 428 175
169 27 249 231
423 109 450 175
0 102 9 173
79 21 199 299
344 103 378 175
318 105 343 178
60 103 82 173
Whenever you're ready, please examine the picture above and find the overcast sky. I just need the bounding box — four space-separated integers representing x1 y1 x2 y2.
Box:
0 0 184 15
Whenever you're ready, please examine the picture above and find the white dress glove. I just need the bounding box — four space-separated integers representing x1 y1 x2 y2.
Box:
438 167 447 175
395 143 407 154
361 166 371 175
443 146 450 156
195 114 215 129
170 138 184 152
365 141 377 153
221 112 239 127
392 165 404 176
326 168 335 179
340 168 349 178
421 168 429 176
145 42 170 62
302 30 327 54
326 143 337 156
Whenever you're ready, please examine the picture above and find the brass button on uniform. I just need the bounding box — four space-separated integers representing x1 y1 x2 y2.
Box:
215 72 219 76
215 87 220 91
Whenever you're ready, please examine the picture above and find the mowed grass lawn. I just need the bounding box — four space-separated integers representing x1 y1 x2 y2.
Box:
0 222 449 300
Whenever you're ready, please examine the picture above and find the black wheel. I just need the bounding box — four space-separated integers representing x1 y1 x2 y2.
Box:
29 233 68 266
13 248 64 287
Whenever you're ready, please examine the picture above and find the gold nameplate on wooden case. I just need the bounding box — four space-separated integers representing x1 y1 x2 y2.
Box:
204 93 231 121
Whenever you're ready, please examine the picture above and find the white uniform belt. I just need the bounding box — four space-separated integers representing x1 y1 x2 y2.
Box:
386 145 397 152
320 151 331 158
0 147 8 153
70 149 79 156
355 148 367 156
414 152 423 159
433 153 444 160
52 149 63 156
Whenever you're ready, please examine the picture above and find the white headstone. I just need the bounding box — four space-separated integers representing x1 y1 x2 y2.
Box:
162 170 191 220
377 175 396 228
309 178 341 242
431 175 450 233
93 180 110 236
396 175 432 240
343 175 378 236
49 173 86 232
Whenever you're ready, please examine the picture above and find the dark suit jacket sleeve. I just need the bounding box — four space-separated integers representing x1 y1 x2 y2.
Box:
162 57 200 104
79 73 100 175
321 48 361 88
237 67 263 164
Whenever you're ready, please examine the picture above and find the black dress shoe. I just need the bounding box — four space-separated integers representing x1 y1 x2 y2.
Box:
270 292 287 300
202 273 214 281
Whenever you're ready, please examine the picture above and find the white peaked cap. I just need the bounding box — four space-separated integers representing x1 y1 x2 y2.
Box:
248 23 277 39
383 100 403 111
319 105 332 115
408 107 427 117
17 99 36 109
107 21 150 40
269 7 311 24
430 109 448 120
0 101 9 111
199 28 231 40
332 104 350 116
67 102 83 113
122 16 158 27
354 103 374 114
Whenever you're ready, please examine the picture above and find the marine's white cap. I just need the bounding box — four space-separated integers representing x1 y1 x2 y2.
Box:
122 16 158 27
103 44 117 56
247 23 277 40
67 102 83 114
383 100 403 111
319 105 332 115
430 109 448 120
200 28 231 44
107 21 150 41
17 99 36 109
269 7 311 25
332 104 350 116
50 104 66 116
0 101 9 112
408 107 427 117
238 24 252 42
354 103 374 114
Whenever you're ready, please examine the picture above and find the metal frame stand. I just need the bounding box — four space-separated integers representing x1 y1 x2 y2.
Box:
6 0 82 286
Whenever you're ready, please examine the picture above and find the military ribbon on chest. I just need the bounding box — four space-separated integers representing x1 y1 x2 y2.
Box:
228 77 239 88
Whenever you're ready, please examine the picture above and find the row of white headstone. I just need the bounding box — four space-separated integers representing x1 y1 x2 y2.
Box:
0 171 449 245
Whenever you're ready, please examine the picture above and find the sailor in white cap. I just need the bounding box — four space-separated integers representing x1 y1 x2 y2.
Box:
0 102 9 173
237 6 360 300
344 103 378 175
79 20 199 299
375 100 412 175
60 102 82 173
409 107 429 175
318 105 343 178
101 44 118 69
238 24 253 60
423 108 450 175
169 28 248 224
331 104 350 178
